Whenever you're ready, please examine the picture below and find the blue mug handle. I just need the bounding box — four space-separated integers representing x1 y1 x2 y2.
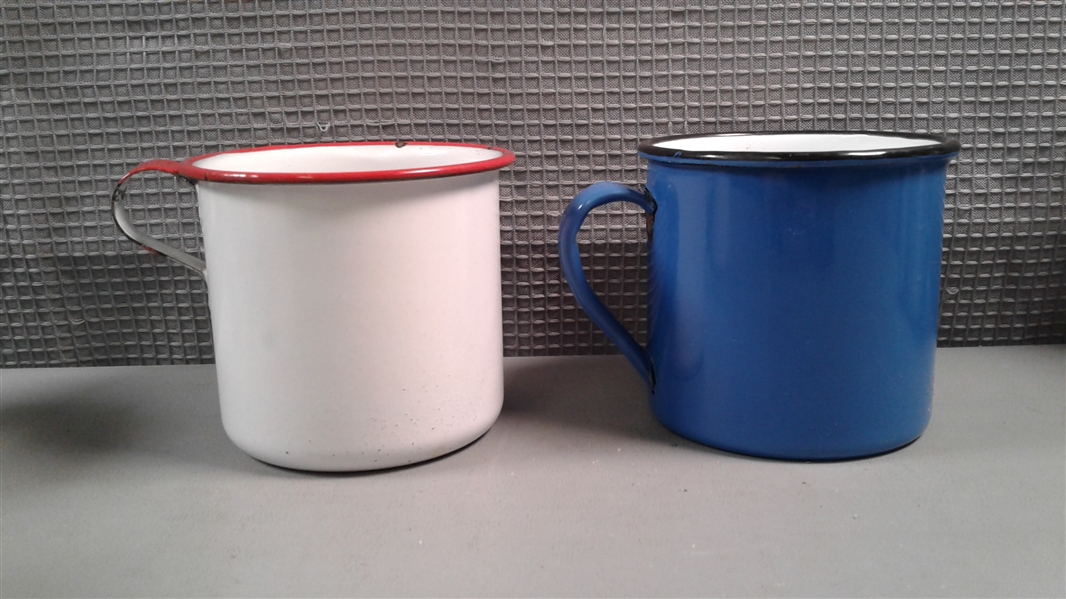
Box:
558 182 657 388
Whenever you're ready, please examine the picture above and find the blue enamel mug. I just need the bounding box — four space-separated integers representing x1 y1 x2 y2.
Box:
559 131 960 460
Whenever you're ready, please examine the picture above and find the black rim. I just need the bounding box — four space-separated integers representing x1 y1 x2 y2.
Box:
637 131 961 162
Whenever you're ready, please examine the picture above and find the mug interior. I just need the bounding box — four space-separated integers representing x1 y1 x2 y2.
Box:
654 133 939 154
641 132 959 162
192 143 506 175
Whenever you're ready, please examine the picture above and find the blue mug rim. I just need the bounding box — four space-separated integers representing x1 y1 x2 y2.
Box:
638 130 961 164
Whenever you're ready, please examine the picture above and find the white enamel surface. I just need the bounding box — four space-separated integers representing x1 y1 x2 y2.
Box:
654 133 941 154
196 172 503 471
192 144 506 174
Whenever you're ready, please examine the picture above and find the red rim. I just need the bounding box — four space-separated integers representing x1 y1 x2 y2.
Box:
172 141 516 184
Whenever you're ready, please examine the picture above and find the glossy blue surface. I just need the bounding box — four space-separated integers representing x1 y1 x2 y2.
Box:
560 149 956 460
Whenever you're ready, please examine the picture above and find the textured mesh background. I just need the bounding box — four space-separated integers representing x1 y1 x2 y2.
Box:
2 1 1064 368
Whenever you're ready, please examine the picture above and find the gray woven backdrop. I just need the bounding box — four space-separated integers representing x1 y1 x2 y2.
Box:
2 1 1064 367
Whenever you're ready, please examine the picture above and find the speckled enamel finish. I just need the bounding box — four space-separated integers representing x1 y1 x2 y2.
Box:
113 143 513 471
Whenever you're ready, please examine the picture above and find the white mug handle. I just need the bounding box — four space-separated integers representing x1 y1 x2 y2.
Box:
111 159 207 274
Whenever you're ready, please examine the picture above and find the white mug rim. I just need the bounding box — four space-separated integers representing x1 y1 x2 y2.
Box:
169 141 515 184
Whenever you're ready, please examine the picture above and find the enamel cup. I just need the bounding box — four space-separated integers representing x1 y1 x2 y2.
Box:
559 132 960 460
113 142 515 471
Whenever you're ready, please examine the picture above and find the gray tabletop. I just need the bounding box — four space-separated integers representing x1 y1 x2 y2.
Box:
2 346 1064 598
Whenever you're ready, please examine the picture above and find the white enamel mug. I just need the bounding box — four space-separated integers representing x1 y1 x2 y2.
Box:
112 142 515 471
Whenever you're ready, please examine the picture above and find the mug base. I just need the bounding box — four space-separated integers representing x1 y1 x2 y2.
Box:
240 428 495 473
223 410 501 472
230 428 494 472
657 419 927 462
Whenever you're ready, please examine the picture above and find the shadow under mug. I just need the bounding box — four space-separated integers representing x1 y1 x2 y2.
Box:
559 131 960 460
113 142 515 471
